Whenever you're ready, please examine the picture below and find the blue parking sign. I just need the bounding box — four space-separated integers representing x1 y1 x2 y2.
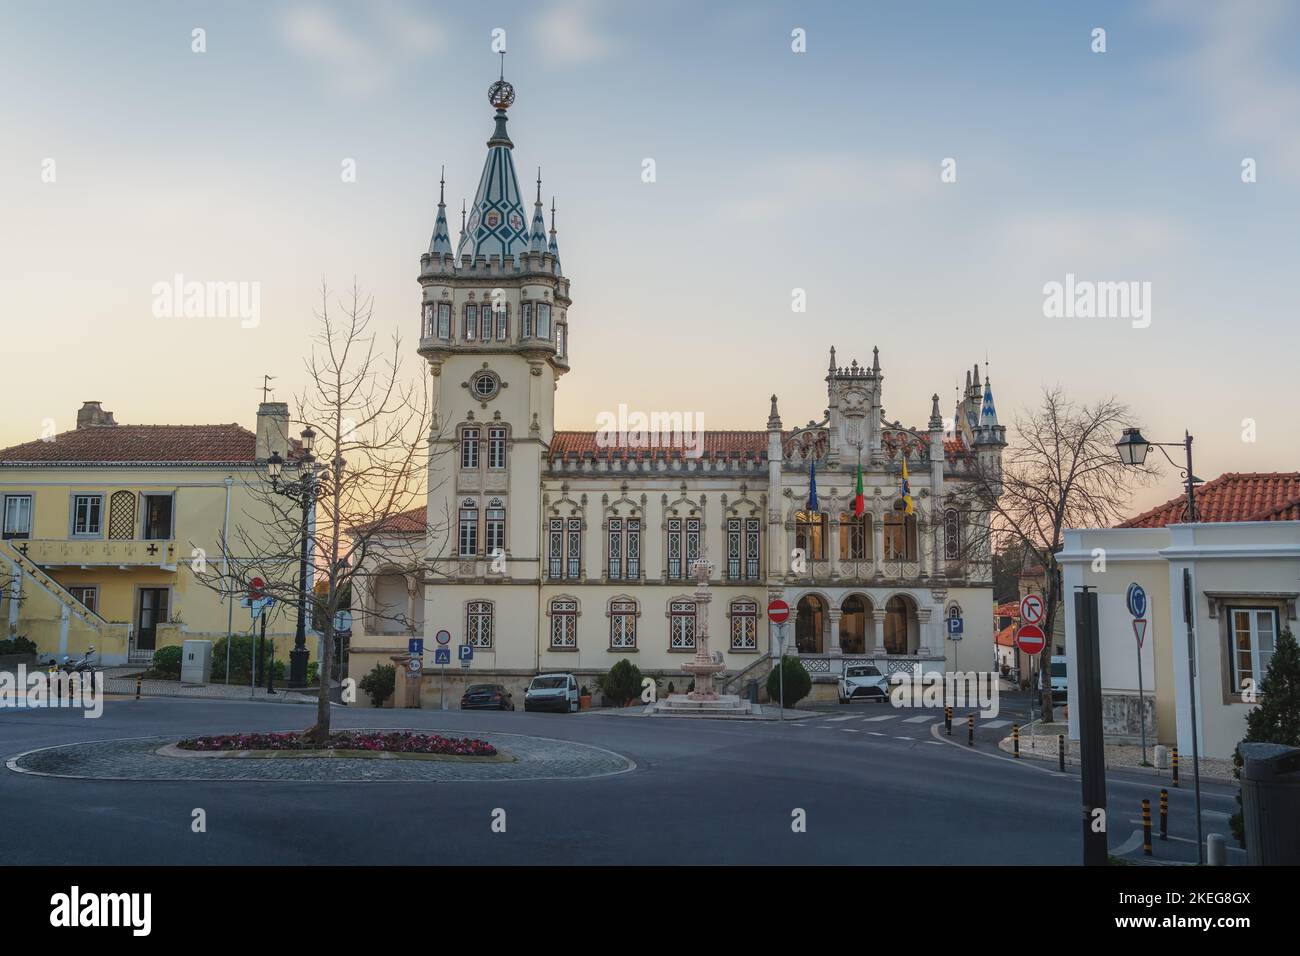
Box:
434 647 451 665
458 644 474 662
947 616 964 636
408 638 424 657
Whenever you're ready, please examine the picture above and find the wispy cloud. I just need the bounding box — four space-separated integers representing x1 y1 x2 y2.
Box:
534 0 616 65
1146 0 1300 179
277 2 445 96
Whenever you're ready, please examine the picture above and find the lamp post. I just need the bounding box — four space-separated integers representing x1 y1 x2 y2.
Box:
1114 426 1204 862
267 426 339 688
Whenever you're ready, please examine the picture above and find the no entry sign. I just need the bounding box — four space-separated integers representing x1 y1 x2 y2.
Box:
767 599 790 624
1015 624 1046 655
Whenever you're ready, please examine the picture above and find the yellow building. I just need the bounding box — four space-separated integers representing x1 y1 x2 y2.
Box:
0 400 306 666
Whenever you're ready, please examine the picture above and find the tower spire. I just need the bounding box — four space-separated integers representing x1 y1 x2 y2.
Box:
528 167 548 254
460 64 529 261
548 196 563 276
428 165 453 257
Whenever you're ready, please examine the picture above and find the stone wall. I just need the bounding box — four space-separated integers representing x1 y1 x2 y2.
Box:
1101 691 1157 742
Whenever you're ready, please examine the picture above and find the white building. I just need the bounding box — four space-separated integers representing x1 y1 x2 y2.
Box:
1060 473 1300 759
349 74 1004 703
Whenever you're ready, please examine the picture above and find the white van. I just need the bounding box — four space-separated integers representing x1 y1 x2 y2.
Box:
524 673 580 713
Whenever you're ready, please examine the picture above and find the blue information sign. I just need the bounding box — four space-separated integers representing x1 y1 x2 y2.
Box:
458 644 474 662
408 637 424 657
1126 583 1148 619
434 647 451 665
947 616 964 637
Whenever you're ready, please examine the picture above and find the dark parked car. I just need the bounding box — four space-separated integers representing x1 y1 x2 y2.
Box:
460 683 514 711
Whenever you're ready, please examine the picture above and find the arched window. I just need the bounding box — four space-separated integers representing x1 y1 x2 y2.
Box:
729 599 758 651
669 599 696 650
609 598 637 649
839 514 870 560
840 595 867 654
485 498 506 558
607 516 641 581
944 508 961 560
466 600 493 648
884 597 910 654
726 517 761 580
795 511 827 561
796 595 825 654
882 512 917 561
666 517 700 580
548 598 578 650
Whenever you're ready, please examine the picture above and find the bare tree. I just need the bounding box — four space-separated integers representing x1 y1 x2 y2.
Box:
949 387 1158 721
197 281 448 745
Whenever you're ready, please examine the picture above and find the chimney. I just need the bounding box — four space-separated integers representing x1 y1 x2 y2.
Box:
255 402 290 461
76 401 117 429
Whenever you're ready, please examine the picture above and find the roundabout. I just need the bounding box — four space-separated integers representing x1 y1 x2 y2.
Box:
6 729 635 784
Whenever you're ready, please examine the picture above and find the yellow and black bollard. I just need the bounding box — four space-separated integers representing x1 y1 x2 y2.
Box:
1058 734 1065 771
135 674 142 700
1171 748 1180 788
945 706 952 735
967 713 974 746
1159 789 1168 841
1142 798 1152 856
1012 724 1020 758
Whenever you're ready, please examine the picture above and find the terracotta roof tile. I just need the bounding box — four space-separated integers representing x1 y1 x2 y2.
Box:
351 506 428 535
0 424 258 465
1118 472 1300 528
549 430 769 461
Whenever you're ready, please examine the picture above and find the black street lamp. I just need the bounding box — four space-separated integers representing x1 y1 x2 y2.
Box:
1114 425 1206 862
266 426 338 688
1115 428 1202 522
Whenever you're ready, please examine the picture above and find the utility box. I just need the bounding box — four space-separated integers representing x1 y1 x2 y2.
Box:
1240 742 1300 865
181 639 212 686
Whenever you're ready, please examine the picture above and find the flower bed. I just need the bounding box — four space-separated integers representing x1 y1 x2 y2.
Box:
176 730 497 757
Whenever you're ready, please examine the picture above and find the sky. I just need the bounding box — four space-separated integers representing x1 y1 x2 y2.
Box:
1 0 1296 514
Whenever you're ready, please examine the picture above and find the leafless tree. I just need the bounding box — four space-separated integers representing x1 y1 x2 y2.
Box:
948 387 1158 721
196 281 450 745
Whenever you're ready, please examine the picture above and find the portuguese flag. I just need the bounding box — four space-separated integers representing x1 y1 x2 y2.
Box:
853 459 865 517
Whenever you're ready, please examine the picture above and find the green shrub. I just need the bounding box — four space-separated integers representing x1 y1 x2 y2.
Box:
0 635 37 656
766 656 812 708
597 658 643 706
210 634 277 683
149 645 183 678
359 663 396 707
1230 627 1300 845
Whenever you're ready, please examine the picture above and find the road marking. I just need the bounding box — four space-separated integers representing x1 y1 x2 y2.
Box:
824 715 856 722
867 732 886 737
1112 829 1145 857
902 715 934 724
894 735 912 741
840 728 860 733
982 719 1011 729
861 715 898 722
926 740 944 746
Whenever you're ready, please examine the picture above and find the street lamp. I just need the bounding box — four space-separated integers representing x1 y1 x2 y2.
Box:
1114 428 1201 521
267 428 336 687
1115 426 1205 863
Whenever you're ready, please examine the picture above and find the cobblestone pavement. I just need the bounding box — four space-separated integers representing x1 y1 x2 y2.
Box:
9 730 634 783
101 669 319 703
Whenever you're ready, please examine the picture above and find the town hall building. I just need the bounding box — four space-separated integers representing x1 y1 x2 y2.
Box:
347 73 1005 703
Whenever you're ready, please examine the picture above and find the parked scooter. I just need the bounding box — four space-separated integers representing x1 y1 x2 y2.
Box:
59 645 97 674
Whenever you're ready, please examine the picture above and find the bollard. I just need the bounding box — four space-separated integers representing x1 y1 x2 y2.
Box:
1058 734 1065 771
1012 724 1020 758
135 674 142 700
945 706 952 736
1159 789 1168 841
1171 747 1180 788
967 714 974 746
1142 798 1152 856
1206 833 1226 867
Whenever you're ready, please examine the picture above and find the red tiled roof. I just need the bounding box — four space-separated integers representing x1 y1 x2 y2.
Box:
0 424 258 465
994 601 1020 619
351 505 427 535
548 431 972 462
549 430 769 461
1118 472 1300 528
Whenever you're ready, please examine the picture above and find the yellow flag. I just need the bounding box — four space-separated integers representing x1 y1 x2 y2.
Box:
902 458 914 515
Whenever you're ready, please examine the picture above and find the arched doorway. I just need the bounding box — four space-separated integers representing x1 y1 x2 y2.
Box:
839 595 868 654
884 595 915 654
796 595 825 654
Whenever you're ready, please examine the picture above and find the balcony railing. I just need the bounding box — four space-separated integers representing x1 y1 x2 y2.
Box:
13 538 178 569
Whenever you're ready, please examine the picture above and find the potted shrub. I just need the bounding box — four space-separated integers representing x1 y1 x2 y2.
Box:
579 684 591 710
600 659 643 707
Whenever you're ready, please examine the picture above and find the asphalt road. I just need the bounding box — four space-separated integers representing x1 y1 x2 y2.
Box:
0 695 1238 865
